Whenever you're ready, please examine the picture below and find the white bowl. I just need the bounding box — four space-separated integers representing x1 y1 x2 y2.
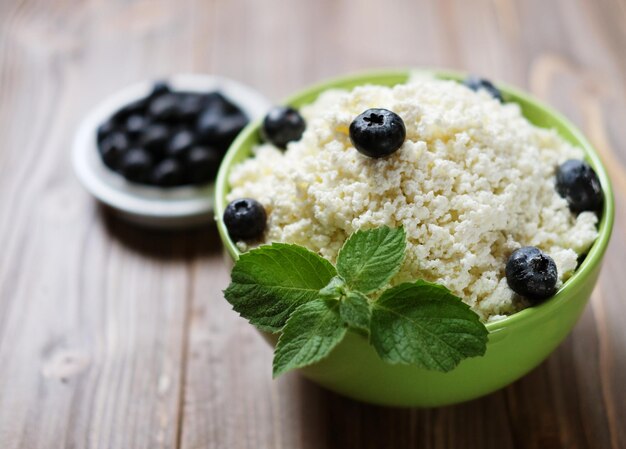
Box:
72 74 271 229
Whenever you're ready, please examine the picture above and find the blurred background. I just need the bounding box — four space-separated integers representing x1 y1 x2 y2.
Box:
0 0 625 448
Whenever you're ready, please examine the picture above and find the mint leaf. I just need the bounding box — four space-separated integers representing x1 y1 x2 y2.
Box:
224 243 337 332
340 291 371 333
273 299 346 377
370 280 488 372
336 226 406 294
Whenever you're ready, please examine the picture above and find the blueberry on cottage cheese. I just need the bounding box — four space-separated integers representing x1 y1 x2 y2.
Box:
556 160 603 214
349 108 406 158
224 198 267 241
506 247 558 302
463 76 503 102
262 106 306 149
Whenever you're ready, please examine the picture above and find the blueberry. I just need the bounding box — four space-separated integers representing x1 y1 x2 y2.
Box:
166 129 195 158
98 132 129 170
349 108 406 158
113 98 147 123
195 111 248 151
185 146 220 184
119 148 153 183
177 93 205 121
505 246 558 302
150 81 170 99
196 107 222 143
151 158 183 187
125 114 148 138
148 93 180 121
203 92 240 115
140 124 170 154
556 159 603 214
261 106 306 149
97 119 116 143
463 76 503 102
223 198 267 241
216 112 248 145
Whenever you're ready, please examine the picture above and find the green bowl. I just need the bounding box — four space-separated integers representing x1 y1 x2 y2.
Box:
214 69 614 407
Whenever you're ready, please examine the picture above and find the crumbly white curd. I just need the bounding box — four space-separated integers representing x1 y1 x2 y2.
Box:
227 76 598 321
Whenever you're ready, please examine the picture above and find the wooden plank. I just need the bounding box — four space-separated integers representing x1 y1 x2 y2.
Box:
0 1 200 448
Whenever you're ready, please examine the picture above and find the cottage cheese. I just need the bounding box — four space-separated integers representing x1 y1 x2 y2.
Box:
227 76 599 321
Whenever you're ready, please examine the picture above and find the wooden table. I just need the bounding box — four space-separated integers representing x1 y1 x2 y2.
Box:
1 0 625 447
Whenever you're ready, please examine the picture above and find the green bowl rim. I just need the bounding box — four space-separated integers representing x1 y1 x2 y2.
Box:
215 68 615 334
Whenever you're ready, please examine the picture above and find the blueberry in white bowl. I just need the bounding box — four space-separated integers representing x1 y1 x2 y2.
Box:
73 74 271 229
96 81 251 188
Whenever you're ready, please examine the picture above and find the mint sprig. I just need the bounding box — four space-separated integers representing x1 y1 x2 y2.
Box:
224 226 488 376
